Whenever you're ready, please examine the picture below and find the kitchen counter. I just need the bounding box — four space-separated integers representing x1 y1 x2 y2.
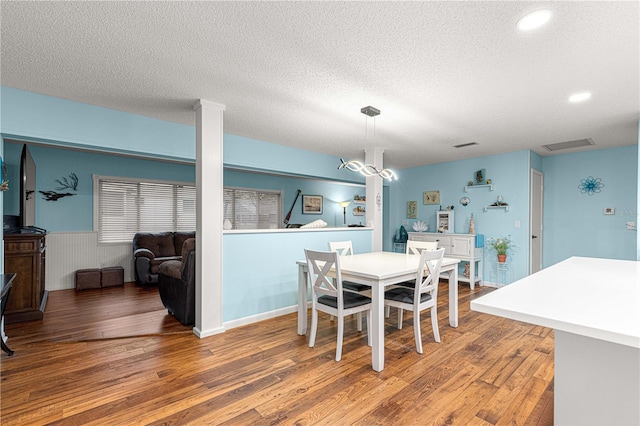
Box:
471 256 640 425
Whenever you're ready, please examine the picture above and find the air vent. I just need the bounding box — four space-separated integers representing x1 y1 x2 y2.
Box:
543 138 595 152
453 142 478 148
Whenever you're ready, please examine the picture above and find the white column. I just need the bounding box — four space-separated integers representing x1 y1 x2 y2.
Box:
193 100 225 337
365 147 384 251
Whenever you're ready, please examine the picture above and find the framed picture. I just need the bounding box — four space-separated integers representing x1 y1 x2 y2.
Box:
353 195 366 204
353 206 365 216
407 201 417 218
302 195 323 214
423 190 440 205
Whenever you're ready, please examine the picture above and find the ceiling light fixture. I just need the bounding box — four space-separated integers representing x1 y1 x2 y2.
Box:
516 9 552 31
568 92 592 103
338 106 397 181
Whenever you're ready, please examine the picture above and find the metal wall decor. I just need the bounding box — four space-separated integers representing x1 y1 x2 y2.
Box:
40 172 79 201
578 176 604 195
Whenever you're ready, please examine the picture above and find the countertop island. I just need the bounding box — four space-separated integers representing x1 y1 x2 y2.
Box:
471 256 639 425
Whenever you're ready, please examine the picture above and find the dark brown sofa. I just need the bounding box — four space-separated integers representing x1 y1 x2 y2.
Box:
132 231 195 286
158 238 196 325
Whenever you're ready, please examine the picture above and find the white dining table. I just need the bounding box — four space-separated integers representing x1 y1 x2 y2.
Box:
297 251 460 372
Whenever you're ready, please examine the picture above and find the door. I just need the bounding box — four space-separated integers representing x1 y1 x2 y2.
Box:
530 169 543 273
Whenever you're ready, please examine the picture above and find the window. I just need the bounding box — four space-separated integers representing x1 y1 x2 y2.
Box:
223 187 282 230
94 175 196 243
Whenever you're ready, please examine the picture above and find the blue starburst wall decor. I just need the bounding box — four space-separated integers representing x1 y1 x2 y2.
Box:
578 176 604 195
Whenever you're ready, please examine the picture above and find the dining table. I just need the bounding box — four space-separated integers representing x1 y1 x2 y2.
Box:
297 251 460 372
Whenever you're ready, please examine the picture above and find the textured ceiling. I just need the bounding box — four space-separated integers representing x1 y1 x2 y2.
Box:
1 1 638 170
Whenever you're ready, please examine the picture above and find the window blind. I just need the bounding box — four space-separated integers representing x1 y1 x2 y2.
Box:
223 188 281 230
95 176 196 243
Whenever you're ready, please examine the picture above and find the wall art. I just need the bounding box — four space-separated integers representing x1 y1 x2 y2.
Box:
423 190 440 205
407 201 417 218
302 194 323 214
578 176 604 195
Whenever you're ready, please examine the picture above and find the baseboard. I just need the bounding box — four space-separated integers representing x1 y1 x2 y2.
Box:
480 281 500 288
193 325 226 338
223 304 299 330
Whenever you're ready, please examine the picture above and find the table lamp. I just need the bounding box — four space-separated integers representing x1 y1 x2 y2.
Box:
339 201 351 226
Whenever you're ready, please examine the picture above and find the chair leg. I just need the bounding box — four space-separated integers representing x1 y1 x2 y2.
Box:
397 308 404 329
336 315 344 361
385 305 391 318
356 312 363 331
414 310 423 354
431 307 441 343
366 313 372 347
309 308 318 348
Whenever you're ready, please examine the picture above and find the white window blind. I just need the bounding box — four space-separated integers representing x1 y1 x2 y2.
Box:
95 175 196 243
223 187 281 230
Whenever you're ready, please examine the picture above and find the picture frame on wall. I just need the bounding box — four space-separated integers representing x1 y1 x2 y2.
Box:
407 201 417 218
423 190 440 205
302 195 323 214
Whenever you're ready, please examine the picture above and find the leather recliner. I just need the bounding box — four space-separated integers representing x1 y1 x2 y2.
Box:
157 238 196 325
132 231 195 286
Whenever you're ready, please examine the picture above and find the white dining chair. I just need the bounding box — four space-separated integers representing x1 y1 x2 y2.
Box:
328 241 370 330
406 240 438 255
305 249 372 361
384 248 445 354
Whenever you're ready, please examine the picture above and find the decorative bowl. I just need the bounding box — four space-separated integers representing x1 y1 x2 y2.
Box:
412 220 428 232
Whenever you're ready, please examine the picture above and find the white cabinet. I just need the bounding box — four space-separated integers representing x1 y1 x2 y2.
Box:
436 211 454 233
408 232 483 289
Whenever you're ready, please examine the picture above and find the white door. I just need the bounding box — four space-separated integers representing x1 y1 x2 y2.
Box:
530 169 544 273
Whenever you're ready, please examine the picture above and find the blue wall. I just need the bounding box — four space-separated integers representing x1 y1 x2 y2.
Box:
3 142 195 232
223 229 372 322
388 150 532 282
541 145 638 264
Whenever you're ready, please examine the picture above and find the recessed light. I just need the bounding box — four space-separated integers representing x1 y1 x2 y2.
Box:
517 9 552 31
569 92 592 103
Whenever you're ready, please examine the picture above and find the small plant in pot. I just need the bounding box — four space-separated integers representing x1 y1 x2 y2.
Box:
487 235 516 262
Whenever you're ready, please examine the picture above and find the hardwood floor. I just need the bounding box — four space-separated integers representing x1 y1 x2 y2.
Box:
1 281 554 425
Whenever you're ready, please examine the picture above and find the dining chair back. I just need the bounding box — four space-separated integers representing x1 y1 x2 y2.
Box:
406 240 438 255
328 240 371 330
328 240 353 256
305 249 372 361
384 248 445 354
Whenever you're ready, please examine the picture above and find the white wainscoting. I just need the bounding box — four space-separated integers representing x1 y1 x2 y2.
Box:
46 232 133 291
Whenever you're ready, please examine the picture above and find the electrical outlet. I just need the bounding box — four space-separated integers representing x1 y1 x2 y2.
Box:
514 220 520 228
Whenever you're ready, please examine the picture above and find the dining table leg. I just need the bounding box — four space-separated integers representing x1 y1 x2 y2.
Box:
371 283 384 372
449 266 458 327
297 264 308 335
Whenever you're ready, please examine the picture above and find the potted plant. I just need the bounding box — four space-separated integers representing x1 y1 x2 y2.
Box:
487 235 516 262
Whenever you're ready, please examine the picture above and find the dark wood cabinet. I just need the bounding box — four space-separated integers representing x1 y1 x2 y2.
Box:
3 233 47 323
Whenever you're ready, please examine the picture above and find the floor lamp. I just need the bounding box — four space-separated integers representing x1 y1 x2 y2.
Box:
339 201 351 226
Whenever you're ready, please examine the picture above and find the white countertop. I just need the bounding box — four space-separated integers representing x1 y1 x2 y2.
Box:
471 256 640 348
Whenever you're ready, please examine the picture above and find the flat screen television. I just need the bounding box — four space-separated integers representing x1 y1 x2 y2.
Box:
20 144 36 228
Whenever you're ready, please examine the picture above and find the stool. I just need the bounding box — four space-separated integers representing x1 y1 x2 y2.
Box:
101 266 124 288
75 268 101 290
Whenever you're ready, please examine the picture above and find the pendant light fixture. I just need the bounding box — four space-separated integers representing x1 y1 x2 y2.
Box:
338 106 397 181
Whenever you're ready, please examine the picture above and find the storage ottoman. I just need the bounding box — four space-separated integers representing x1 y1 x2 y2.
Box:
75 268 101 290
101 266 124 288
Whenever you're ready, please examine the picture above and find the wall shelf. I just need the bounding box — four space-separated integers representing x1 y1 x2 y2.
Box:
484 205 509 212
464 184 493 192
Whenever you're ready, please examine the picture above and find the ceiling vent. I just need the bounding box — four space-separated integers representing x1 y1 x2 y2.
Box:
543 138 595 152
453 142 478 148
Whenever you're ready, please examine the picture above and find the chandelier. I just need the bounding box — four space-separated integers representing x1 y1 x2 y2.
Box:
338 106 397 181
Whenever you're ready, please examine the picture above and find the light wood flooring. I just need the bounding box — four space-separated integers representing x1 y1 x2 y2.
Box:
1 281 554 425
